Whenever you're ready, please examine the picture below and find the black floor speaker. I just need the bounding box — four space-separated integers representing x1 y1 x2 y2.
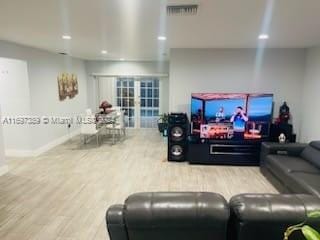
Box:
167 113 189 162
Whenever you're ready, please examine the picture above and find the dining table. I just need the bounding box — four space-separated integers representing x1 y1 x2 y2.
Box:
95 110 119 145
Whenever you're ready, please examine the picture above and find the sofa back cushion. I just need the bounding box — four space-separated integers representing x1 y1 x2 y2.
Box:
300 141 320 168
229 194 320 240
124 192 229 240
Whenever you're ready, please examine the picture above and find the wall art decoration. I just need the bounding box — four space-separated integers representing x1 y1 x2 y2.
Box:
57 73 79 101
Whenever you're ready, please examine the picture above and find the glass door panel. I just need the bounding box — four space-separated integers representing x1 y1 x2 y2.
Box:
116 77 161 128
116 78 135 127
140 78 160 128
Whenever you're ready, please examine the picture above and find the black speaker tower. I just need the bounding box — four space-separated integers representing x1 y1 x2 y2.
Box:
167 113 189 162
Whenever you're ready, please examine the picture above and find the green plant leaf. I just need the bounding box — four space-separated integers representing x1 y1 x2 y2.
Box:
307 211 320 219
302 225 320 240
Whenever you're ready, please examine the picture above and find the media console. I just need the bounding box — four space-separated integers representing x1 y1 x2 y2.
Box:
187 137 263 165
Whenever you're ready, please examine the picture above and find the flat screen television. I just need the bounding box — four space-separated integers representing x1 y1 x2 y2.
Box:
191 93 273 140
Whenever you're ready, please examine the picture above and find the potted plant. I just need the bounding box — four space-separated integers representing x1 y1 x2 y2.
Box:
284 210 320 240
158 113 168 134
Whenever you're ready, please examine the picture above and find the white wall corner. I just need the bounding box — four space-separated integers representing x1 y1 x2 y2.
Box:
0 165 9 176
5 129 80 158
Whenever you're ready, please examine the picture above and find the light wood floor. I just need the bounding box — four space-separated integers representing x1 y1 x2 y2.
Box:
0 129 277 240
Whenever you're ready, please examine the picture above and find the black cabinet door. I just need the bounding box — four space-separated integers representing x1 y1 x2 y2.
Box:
187 143 209 164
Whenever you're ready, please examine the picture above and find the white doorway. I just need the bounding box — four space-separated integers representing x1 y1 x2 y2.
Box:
97 76 162 129
0 58 32 155
116 77 160 128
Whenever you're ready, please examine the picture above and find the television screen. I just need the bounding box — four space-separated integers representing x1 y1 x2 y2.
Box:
191 93 273 140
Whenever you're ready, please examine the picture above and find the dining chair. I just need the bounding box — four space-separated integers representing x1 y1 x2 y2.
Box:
80 108 100 146
106 110 126 142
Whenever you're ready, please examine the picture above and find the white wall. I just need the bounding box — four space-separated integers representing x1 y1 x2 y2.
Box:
0 106 8 176
85 60 170 113
0 41 88 153
0 58 32 152
300 47 320 142
170 48 306 137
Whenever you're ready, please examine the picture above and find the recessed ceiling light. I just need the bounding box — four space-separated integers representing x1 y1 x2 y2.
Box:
62 35 72 40
158 36 167 41
120 58 125 61
258 34 269 40
101 50 108 54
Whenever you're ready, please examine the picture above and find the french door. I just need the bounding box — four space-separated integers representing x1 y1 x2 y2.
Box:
116 77 160 128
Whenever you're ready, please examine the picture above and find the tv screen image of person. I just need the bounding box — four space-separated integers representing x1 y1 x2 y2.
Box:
191 93 273 140
205 98 246 123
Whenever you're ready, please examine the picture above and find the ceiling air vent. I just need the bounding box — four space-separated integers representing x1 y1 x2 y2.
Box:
167 4 198 16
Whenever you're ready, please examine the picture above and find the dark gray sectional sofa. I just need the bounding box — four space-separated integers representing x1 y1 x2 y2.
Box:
106 192 320 240
261 141 320 197
106 141 320 240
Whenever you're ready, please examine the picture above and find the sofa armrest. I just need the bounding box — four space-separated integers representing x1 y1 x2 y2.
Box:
106 204 128 240
260 142 307 166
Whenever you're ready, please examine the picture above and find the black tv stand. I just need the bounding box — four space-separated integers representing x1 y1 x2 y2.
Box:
187 137 263 165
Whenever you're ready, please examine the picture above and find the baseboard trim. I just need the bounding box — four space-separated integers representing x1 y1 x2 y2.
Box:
5 129 80 158
5 149 34 157
0 165 8 176
33 129 80 157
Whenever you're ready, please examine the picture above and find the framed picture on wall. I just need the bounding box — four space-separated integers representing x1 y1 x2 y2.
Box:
57 73 79 101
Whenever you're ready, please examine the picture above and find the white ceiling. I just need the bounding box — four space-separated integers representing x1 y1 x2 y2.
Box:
0 0 320 61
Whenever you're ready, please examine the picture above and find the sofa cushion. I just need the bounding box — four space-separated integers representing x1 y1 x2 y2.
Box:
229 194 320 240
124 192 229 229
300 142 320 169
266 154 320 174
124 192 229 240
288 172 320 198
